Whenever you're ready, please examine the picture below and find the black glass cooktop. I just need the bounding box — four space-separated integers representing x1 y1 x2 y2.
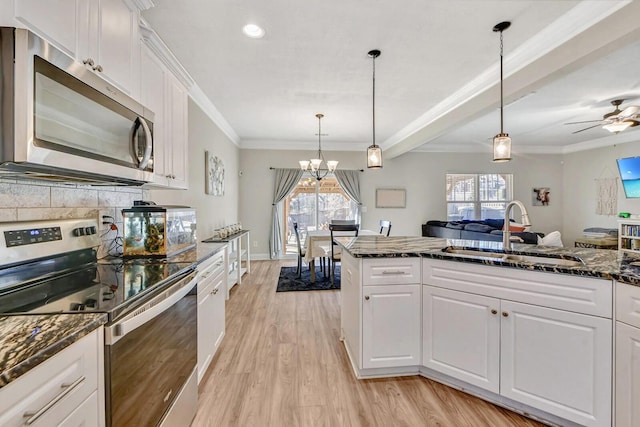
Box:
0 249 196 321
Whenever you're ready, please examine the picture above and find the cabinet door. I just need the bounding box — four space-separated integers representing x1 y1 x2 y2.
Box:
616 321 640 427
166 73 188 189
422 286 500 393
211 274 226 354
362 284 420 369
197 280 216 384
94 0 139 95
57 391 99 427
500 301 611 427
14 0 78 57
140 44 168 186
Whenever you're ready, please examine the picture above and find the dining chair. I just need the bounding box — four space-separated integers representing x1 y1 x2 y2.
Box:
293 222 306 278
329 223 359 284
330 219 356 225
379 220 392 236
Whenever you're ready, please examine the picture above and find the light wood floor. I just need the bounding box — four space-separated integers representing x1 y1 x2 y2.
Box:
193 260 545 427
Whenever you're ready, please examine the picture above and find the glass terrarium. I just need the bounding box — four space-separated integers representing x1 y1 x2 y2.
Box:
122 207 197 257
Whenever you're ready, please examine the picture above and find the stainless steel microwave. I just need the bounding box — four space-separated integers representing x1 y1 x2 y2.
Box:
0 27 154 185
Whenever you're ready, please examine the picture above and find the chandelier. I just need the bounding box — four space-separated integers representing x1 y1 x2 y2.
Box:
492 21 512 162
299 113 338 180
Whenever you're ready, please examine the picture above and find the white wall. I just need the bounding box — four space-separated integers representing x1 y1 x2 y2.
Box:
149 98 240 239
563 138 640 245
240 149 564 258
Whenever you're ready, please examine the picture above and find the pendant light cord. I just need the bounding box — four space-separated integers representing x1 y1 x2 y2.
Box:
499 30 504 134
372 53 376 147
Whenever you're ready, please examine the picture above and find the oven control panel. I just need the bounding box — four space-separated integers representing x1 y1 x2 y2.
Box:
0 219 100 265
4 227 62 247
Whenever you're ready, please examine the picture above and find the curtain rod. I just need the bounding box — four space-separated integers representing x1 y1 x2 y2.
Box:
269 167 364 172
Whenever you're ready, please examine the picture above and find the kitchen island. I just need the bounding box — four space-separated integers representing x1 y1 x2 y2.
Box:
337 235 639 427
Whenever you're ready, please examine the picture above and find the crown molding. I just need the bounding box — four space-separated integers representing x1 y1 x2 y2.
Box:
382 0 632 156
138 18 240 145
189 86 240 145
139 19 193 88
562 130 640 154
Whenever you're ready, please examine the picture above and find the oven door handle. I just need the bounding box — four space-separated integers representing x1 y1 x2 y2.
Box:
105 271 196 345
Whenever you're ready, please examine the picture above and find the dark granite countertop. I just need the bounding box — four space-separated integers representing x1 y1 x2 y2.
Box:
0 313 107 388
337 235 640 287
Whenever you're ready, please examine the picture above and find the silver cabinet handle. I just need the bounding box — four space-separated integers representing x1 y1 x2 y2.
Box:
491 309 498 315
23 376 86 425
82 58 94 66
92 64 103 72
502 311 509 317
364 295 370 300
381 270 405 275
212 288 219 295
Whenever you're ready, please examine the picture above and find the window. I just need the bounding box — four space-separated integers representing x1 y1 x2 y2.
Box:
283 174 358 254
446 174 513 221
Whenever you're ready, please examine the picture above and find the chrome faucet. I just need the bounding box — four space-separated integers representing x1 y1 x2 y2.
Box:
503 200 531 251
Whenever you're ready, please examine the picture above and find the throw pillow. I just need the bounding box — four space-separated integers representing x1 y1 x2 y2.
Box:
537 231 563 247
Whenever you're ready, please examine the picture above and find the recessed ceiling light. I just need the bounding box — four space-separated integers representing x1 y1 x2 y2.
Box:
243 24 265 39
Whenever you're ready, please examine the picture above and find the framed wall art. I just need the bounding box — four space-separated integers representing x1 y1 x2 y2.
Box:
532 187 550 206
206 151 225 196
376 188 406 208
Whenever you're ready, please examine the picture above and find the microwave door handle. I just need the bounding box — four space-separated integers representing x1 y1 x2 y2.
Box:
131 117 153 169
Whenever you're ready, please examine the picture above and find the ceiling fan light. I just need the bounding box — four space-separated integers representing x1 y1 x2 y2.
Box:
367 145 383 168
603 121 633 133
493 133 511 162
326 160 339 171
299 160 310 171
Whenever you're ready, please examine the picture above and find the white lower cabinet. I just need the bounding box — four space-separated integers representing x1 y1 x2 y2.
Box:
422 259 612 427
362 284 421 369
197 251 226 383
500 300 611 427
0 327 104 427
422 286 500 393
615 281 640 427
341 255 421 372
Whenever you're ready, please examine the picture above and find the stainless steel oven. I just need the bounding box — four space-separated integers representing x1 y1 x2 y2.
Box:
0 218 199 427
0 27 154 185
104 270 198 427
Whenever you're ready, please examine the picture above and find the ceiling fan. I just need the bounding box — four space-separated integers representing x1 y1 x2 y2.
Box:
565 99 640 134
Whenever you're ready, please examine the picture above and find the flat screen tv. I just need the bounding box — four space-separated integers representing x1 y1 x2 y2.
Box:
617 156 640 198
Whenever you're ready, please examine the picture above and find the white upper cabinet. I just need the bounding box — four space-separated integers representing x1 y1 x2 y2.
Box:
78 0 140 97
14 0 78 57
165 71 188 189
140 44 167 183
14 0 140 97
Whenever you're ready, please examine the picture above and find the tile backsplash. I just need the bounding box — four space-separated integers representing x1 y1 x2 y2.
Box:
0 178 149 257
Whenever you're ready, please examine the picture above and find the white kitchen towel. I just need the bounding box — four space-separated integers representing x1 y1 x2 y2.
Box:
595 177 617 216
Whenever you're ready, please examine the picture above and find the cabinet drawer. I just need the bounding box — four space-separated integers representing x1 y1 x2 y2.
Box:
423 259 612 317
198 251 225 279
0 328 100 427
617 281 640 328
362 258 420 285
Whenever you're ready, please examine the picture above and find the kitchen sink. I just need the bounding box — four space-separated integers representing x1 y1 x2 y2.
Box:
442 247 584 267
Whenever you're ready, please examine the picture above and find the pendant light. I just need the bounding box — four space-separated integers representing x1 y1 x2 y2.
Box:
492 21 511 162
299 113 338 180
367 49 382 168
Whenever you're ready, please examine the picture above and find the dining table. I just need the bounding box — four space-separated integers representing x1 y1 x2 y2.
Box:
303 229 377 282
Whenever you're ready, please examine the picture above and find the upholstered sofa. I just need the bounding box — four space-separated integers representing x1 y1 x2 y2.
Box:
422 220 543 244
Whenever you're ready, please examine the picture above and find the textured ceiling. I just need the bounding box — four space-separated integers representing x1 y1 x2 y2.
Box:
142 0 640 156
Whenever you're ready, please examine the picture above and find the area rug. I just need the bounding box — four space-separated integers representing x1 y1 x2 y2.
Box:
276 265 341 292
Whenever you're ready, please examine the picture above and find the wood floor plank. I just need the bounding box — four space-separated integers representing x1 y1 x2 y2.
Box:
193 260 546 427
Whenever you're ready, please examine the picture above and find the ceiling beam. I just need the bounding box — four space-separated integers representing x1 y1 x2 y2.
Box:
383 0 640 159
